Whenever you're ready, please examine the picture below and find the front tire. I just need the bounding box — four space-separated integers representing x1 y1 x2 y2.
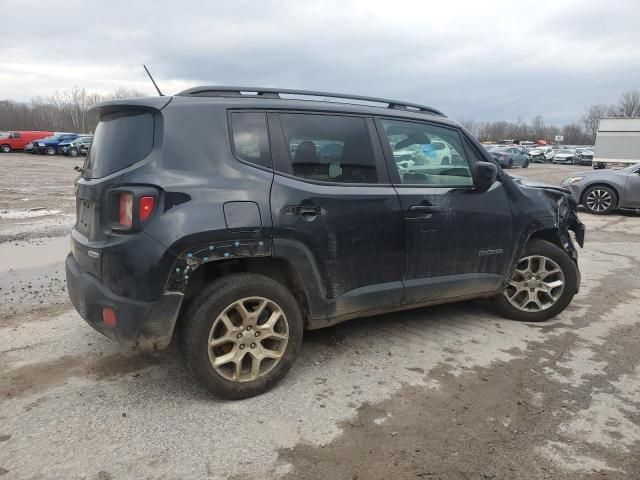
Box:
45 146 56 156
69 148 78 157
582 185 617 215
0 144 10 153
180 273 303 399
523 159 529 168
493 239 578 322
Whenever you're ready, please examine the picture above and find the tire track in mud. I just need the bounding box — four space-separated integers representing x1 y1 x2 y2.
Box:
0 352 162 400
273 248 640 480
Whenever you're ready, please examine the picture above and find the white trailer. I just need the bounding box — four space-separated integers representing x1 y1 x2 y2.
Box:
593 118 640 167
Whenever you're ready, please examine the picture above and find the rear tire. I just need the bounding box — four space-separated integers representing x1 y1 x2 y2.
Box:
0 144 10 153
582 185 617 215
522 159 529 168
180 273 304 399
508 159 513 169
493 239 578 322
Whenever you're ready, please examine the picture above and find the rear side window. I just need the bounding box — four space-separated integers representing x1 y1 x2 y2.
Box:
83 111 154 179
278 113 378 184
230 112 271 168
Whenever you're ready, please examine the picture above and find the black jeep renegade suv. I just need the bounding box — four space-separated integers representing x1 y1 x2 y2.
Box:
66 87 585 399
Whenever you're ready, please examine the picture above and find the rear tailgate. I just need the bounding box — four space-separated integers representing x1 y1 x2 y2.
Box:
71 96 170 277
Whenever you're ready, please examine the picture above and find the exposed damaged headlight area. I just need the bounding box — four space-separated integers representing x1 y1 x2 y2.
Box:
551 192 585 250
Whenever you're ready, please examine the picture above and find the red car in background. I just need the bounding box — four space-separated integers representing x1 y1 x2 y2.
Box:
0 131 54 152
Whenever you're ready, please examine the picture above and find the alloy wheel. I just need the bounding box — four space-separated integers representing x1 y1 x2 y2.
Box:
504 255 565 312
208 297 289 383
586 189 613 213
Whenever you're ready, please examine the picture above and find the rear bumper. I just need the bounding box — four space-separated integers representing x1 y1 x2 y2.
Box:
65 253 183 351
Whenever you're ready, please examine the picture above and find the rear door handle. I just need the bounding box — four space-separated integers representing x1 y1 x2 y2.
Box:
408 205 440 213
284 205 326 216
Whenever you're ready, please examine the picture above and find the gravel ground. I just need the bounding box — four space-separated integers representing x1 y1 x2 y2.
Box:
1 154 639 479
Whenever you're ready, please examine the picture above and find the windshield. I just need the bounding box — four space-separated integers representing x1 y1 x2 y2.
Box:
557 149 573 154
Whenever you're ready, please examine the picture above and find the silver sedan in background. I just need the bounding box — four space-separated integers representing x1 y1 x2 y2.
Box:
562 164 640 214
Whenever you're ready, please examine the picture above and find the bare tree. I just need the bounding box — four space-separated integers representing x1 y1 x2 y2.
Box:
0 87 146 133
562 123 584 145
582 104 608 143
531 115 545 139
458 117 479 137
617 90 640 118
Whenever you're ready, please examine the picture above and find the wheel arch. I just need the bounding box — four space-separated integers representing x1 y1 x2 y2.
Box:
176 255 313 331
580 182 620 206
528 228 563 250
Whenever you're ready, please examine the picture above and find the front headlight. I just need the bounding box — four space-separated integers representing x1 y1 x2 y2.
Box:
561 176 584 186
38 142 45 147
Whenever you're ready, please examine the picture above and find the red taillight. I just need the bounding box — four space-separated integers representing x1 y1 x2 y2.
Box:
118 193 133 228
139 196 155 222
102 307 117 328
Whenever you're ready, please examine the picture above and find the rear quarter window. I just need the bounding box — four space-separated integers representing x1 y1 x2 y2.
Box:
230 112 271 168
83 111 154 179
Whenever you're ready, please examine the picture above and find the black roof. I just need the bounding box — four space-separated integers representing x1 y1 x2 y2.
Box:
176 86 445 117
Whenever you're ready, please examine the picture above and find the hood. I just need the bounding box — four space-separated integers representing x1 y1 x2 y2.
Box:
565 169 612 179
509 174 571 193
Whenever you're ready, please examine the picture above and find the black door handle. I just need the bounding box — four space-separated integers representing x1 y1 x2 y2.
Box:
408 205 440 213
284 205 325 216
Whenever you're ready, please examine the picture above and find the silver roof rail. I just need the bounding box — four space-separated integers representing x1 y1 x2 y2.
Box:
176 86 445 117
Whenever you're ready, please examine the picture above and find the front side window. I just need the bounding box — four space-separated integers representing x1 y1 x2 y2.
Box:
230 112 271 168
278 113 378 184
10 132 20 139
380 119 473 186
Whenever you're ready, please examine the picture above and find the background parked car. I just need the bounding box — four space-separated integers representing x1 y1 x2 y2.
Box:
553 149 578 165
486 145 529 168
527 146 546 163
0 130 54 153
538 146 555 162
59 135 93 156
575 148 594 166
561 163 640 214
32 133 79 155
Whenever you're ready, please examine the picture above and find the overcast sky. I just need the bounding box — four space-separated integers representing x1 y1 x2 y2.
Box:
1 0 638 124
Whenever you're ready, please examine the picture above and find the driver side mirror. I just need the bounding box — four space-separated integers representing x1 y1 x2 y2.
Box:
474 161 498 192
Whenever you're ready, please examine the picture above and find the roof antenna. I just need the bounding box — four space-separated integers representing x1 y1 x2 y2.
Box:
143 65 164 96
